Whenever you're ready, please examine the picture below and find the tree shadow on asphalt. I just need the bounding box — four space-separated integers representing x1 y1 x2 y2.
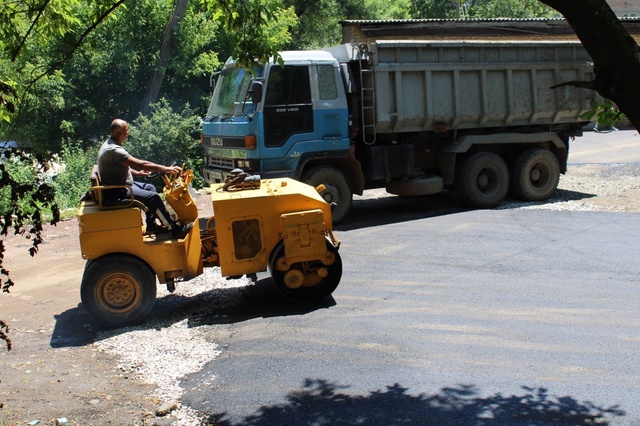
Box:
50 276 334 348
203 379 625 425
337 189 596 231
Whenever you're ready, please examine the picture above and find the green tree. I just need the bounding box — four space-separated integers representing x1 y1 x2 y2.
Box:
153 1 226 113
0 148 60 307
1 0 296 147
366 0 411 19
410 0 457 19
211 0 297 66
3 0 222 151
0 0 128 128
4 0 167 151
410 0 558 19
468 0 557 18
50 141 97 210
283 0 373 49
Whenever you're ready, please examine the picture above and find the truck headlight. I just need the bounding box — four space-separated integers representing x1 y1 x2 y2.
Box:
236 160 251 169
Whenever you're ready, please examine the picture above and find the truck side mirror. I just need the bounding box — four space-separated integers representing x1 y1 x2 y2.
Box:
249 81 263 104
210 71 220 97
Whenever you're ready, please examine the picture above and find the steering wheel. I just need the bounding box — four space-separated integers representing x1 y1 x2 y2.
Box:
145 161 177 179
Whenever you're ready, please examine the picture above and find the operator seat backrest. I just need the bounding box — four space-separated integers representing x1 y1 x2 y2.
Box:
87 164 148 212
91 165 101 188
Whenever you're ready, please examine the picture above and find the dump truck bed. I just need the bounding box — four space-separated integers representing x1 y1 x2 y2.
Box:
327 40 597 133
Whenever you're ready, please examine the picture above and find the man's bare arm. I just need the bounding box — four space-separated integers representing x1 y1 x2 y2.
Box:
122 156 181 174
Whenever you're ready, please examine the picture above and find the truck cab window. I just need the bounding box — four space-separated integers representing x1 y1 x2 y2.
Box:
265 66 312 105
318 65 338 100
206 66 262 118
263 65 314 147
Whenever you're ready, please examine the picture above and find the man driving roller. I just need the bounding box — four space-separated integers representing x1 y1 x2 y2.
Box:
98 118 193 238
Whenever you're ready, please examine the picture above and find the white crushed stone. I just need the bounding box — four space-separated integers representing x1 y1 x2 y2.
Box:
509 164 640 212
96 319 220 401
94 268 249 425
360 163 640 213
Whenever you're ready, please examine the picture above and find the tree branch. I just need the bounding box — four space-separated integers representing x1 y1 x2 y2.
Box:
11 0 52 62
33 0 128 84
12 0 128 125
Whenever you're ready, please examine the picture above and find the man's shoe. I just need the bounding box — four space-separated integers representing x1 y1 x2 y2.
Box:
145 222 169 235
171 222 194 239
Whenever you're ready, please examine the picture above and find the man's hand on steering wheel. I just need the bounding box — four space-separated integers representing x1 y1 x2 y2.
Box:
145 161 179 179
164 164 182 175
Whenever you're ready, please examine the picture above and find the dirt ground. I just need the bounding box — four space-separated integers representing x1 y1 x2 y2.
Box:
1 161 639 425
0 194 215 426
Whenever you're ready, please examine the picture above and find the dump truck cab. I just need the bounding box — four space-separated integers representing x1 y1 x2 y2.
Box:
202 52 351 183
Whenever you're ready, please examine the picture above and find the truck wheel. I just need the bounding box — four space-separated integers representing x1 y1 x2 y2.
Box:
386 175 444 196
510 148 560 201
80 255 157 327
455 151 509 208
303 167 352 223
268 240 342 304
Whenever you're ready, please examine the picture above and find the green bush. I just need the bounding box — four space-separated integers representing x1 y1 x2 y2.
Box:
51 142 97 211
128 99 205 189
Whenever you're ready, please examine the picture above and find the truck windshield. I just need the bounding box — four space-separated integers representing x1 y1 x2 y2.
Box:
206 65 263 119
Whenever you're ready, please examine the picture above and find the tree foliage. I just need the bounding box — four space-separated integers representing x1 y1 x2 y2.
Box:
50 142 97 209
283 0 374 49
0 319 10 351
409 0 557 19
0 0 128 126
410 0 457 19
367 0 411 20
209 0 297 65
1 0 296 146
468 0 557 19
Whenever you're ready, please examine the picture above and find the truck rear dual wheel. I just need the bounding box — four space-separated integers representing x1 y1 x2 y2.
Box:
455 151 509 208
510 148 560 201
80 255 157 327
303 167 352 223
268 240 342 304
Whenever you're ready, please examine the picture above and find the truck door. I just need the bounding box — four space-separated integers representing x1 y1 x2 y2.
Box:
261 64 349 174
263 65 314 150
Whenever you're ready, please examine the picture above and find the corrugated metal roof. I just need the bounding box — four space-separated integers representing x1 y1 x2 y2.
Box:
341 17 640 24
343 18 561 24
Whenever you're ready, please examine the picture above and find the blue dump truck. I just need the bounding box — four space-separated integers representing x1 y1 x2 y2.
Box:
201 24 599 222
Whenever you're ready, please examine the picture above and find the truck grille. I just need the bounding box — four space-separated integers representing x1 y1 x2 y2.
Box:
207 157 234 168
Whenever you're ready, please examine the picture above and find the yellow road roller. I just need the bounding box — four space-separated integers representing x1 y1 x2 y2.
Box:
77 168 342 327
